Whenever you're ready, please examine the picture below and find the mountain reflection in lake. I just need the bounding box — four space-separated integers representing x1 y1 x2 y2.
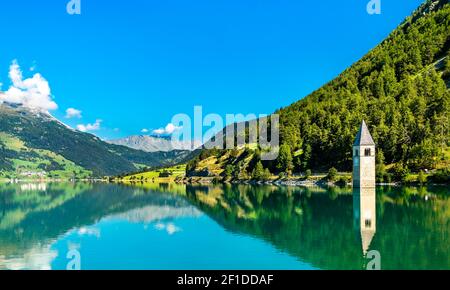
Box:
0 182 448 270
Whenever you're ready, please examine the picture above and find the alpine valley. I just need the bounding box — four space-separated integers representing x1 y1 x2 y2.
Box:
0 103 192 178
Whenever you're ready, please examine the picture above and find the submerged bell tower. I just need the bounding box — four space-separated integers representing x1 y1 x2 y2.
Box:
353 120 376 188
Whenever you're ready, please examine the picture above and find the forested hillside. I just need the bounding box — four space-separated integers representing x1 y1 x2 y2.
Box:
187 0 450 181
278 0 449 172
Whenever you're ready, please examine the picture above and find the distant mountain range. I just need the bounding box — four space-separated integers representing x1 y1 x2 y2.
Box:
108 135 198 152
0 103 191 178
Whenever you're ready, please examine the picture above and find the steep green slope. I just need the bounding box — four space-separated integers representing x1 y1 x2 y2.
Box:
0 105 191 178
277 0 450 172
188 0 450 179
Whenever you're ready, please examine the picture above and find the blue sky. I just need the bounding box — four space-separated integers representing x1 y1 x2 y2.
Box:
0 0 424 139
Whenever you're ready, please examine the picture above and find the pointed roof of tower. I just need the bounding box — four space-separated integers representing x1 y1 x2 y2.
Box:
361 229 376 256
354 120 375 146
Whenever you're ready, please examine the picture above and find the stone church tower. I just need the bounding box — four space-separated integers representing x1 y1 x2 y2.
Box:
353 120 376 188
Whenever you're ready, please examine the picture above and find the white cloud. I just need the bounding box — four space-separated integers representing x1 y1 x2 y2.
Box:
9 60 22 86
76 119 102 132
65 108 82 119
0 60 57 112
152 123 182 135
141 128 149 133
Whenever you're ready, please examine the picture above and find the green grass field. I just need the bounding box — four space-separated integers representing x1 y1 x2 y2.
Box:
0 132 92 179
118 164 186 182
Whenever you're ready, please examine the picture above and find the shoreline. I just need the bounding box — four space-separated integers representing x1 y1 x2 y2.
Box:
114 177 448 187
178 177 399 187
0 178 106 183
1 177 447 187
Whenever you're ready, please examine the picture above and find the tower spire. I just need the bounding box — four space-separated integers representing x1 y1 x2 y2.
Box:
354 120 375 146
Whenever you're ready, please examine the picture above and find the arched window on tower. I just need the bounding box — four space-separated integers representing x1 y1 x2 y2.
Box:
354 149 359 157
365 148 371 156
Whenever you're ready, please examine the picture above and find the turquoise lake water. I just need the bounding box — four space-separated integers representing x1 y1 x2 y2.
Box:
0 182 448 270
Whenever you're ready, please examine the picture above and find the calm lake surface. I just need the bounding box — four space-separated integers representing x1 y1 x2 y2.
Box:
0 182 448 270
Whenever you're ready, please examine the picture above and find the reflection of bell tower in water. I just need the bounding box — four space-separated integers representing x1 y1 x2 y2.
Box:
353 188 376 255
352 121 376 255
